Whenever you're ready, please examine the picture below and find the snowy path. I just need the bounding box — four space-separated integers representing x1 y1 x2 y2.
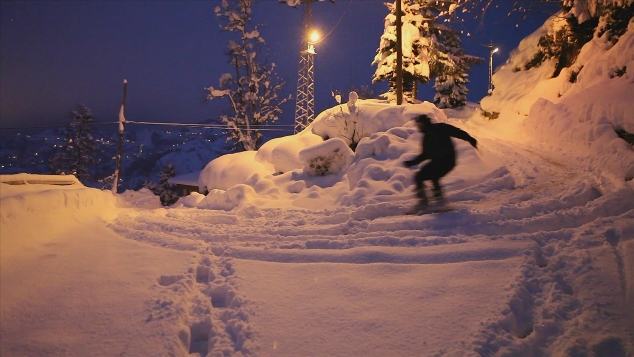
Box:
235 257 524 356
106 132 634 356
0 216 196 356
1 118 632 356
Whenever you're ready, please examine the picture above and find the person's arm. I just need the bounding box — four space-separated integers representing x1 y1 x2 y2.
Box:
442 124 477 148
404 152 427 167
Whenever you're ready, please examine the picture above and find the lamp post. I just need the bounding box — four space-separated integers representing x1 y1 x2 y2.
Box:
488 42 499 95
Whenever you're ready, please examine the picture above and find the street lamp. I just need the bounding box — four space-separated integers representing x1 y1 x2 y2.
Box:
488 42 499 95
307 30 319 54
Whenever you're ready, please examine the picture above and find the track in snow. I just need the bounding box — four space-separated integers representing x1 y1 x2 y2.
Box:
109 136 634 356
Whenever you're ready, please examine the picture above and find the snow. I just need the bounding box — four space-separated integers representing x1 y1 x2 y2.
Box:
481 16 634 181
2 12 634 357
169 171 202 187
0 173 81 187
198 151 271 192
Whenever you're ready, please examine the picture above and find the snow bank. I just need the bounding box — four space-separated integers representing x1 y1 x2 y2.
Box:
0 175 120 252
479 13 634 180
0 173 81 187
480 15 561 115
525 97 634 180
481 13 634 119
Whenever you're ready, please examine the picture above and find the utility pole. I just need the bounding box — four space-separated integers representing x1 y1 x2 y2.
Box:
396 0 403 105
112 79 127 194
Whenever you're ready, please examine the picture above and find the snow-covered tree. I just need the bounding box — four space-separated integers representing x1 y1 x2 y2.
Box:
433 27 484 108
373 1 483 104
48 104 102 184
145 163 179 206
372 0 439 103
205 0 292 152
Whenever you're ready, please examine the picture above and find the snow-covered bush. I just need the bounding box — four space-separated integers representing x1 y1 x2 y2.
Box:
256 132 323 173
298 138 353 176
311 96 422 150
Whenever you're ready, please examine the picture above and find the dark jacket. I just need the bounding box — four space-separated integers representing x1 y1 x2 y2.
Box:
408 123 477 167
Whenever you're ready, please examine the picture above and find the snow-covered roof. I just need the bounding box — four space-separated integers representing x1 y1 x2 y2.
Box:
168 171 201 186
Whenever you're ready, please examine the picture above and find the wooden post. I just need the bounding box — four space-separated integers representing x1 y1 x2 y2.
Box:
112 79 127 194
396 0 403 105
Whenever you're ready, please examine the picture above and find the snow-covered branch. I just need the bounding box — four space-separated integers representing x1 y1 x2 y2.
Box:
205 0 292 152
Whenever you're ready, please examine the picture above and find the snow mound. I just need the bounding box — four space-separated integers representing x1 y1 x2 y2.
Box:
198 151 272 192
119 187 162 209
196 99 460 210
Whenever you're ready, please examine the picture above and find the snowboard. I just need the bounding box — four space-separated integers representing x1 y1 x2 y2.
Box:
404 204 456 215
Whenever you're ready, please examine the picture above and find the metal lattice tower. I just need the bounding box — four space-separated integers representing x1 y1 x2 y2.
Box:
294 1 316 133
281 0 334 133
295 52 315 133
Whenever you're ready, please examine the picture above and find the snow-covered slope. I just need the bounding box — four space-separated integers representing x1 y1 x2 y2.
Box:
481 15 634 181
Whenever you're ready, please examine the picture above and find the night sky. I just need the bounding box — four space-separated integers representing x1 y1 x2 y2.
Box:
0 0 555 133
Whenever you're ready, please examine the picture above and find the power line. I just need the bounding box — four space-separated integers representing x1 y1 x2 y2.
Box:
2 120 296 133
1 122 119 130
127 120 295 132
314 0 353 44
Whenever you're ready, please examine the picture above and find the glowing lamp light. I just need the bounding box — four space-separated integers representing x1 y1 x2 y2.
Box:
493 47 499 54
309 31 319 44
306 30 319 55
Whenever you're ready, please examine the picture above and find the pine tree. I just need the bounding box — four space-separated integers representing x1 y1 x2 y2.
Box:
48 104 101 184
372 0 440 103
433 27 484 108
373 1 485 105
145 163 179 206
205 0 291 151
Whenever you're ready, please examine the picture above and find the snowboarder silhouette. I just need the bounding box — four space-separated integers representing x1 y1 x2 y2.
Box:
403 114 477 211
